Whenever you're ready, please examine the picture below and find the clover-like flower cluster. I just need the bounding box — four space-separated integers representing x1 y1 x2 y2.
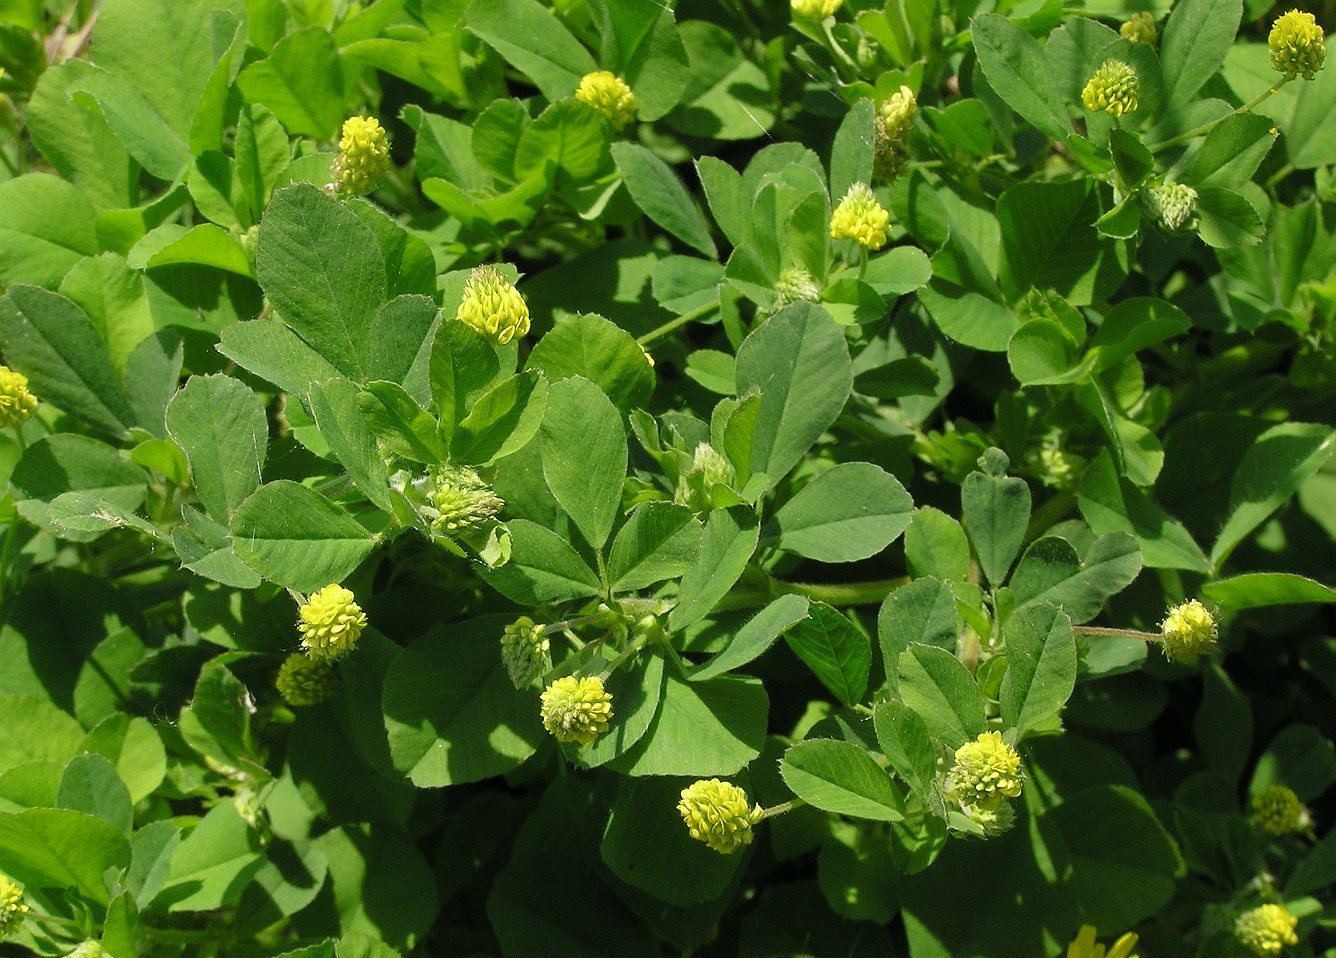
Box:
1065 924 1140 958
330 116 390 197
830 181 890 251
275 652 335 707
1235 903 1299 956
1143 183 1198 231
677 779 764 854
540 675 613 744
1159 598 1217 663
1082 59 1140 116
949 730 1023 811
1269 9 1325 81
431 464 504 537
575 71 637 130
456 265 531 346
772 266 823 312
1120 11 1157 46
674 442 735 514
0 873 27 942
501 616 551 688
790 0 842 19
1251 784 1305 836
0 365 37 430
298 584 368 662
874 86 918 181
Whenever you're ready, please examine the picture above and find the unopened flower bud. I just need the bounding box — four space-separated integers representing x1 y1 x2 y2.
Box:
1235 903 1299 956
1159 598 1217 663
1251 784 1306 836
330 116 390 197
1143 182 1198 231
949 730 1022 811
0 365 37 430
501 617 550 688
1120 11 1157 46
540 675 613 744
575 71 636 130
677 779 764 854
455 265 530 346
431 464 503 536
772 266 823 313
298 584 367 662
791 0 842 19
1082 59 1140 116
1270 9 1325 81
275 653 335 707
674 442 736 513
830 181 890 250
874 87 918 181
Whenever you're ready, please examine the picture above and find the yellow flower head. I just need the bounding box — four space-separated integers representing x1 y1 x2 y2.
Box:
1270 9 1326 81
1235 903 1299 956
575 71 637 130
1143 183 1198 231
1251 784 1305 836
0 365 37 430
540 675 613 744
0 873 28 941
1082 59 1140 116
1120 11 1157 46
430 464 503 536
1066 924 1140 958
1159 598 1217 663
455 265 531 346
791 0 842 19
950 730 1023 811
298 584 367 662
677 779 764 854
331 116 391 197
874 86 918 181
501 616 550 689
830 181 890 250
275 652 335 707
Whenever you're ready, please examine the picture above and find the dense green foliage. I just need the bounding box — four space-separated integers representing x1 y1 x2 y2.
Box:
0 0 1334 955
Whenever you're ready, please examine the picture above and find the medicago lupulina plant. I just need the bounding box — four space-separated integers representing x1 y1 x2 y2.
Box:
0 0 1334 955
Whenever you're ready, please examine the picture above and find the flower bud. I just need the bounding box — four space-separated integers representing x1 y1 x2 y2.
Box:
0 873 27 941
431 464 504 537
791 0 842 19
1159 598 1217 663
1082 59 1140 117
773 267 822 311
501 616 550 688
674 442 736 513
1251 784 1306 836
949 730 1023 811
1120 11 1157 46
1270 9 1325 81
455 265 530 346
540 675 613 744
874 87 918 182
330 116 390 197
275 653 335 707
575 71 637 130
298 584 367 662
677 779 764 854
830 181 890 251
1143 183 1198 231
1235 903 1299 956
0 365 37 430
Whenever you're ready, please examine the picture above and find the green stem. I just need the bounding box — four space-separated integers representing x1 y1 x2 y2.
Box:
771 575 909 607
600 630 653 677
1071 625 1161 642
1151 78 1288 153
638 299 719 346
759 798 806 819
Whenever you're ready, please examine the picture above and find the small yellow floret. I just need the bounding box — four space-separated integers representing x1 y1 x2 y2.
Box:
575 71 637 130
950 730 1023 811
275 653 334 707
1159 598 1217 663
455 265 531 346
791 0 842 19
0 873 28 941
1269 9 1326 81
540 675 613 744
1066 924 1140 958
830 181 890 250
677 779 764 854
1251 784 1305 836
330 116 390 196
1235 903 1299 956
0 365 37 430
298 584 367 662
1082 59 1140 116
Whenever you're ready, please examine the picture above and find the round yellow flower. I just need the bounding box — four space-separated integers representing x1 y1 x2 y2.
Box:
1251 784 1305 836
331 115 390 196
1159 598 1217 663
1269 9 1325 81
540 675 613 744
0 365 37 430
791 0 842 19
275 652 334 707
950 730 1023 811
574 71 636 130
830 181 890 251
1066 924 1140 958
0 873 27 941
1235 903 1299 956
298 584 367 662
677 779 764 854
1120 12 1157 46
1082 59 1140 116
455 265 531 346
